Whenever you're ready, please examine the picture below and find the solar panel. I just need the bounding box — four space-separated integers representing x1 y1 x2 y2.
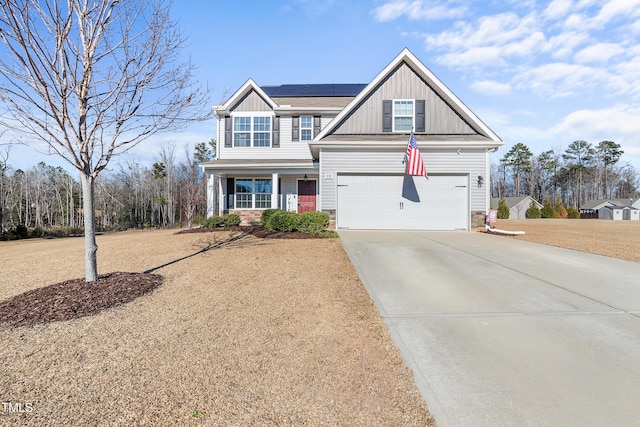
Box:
262 84 366 97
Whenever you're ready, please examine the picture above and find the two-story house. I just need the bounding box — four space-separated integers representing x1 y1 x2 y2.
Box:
202 48 503 230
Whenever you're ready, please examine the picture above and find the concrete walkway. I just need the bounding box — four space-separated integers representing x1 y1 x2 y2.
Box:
339 230 640 427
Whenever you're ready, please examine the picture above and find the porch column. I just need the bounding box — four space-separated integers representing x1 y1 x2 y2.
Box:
272 172 279 209
217 175 224 216
206 172 216 218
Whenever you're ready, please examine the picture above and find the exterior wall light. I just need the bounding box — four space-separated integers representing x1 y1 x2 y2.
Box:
304 174 308 182
477 175 484 188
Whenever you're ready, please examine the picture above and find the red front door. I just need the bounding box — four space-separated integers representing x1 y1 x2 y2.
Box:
297 180 316 213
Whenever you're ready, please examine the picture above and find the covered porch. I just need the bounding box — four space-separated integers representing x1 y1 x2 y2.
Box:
201 159 319 224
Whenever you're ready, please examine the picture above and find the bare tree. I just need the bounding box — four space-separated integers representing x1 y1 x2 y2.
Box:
0 0 210 280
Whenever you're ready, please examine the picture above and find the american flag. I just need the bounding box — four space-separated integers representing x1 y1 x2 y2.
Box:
405 133 428 179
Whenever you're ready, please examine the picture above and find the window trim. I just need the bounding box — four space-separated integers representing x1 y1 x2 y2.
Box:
392 99 415 133
300 115 313 141
233 177 272 210
232 113 273 148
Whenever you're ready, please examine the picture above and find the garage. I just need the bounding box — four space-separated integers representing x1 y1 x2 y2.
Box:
336 174 469 230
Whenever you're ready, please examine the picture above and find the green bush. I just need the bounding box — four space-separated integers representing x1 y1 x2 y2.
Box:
567 207 580 219
265 210 300 232
297 211 330 234
525 201 542 219
203 216 224 228
497 198 510 219
540 198 556 218
29 226 44 238
260 209 281 226
223 214 241 227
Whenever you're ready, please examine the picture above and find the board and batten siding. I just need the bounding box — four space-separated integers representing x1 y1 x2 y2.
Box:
230 90 272 112
320 148 488 213
330 63 477 136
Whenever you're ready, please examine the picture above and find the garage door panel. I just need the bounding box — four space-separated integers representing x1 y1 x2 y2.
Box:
337 174 468 230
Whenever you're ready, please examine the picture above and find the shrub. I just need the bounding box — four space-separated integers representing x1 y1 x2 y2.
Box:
540 198 556 218
567 207 580 219
222 214 241 227
203 216 224 228
554 197 568 218
297 211 330 234
497 198 510 219
265 210 300 232
260 209 280 226
192 215 206 226
29 226 44 238
526 201 541 219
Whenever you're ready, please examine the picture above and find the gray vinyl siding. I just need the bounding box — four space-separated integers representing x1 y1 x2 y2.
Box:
320 147 487 212
330 63 478 136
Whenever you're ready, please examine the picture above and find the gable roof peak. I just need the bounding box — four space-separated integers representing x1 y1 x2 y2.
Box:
214 78 277 115
314 48 502 143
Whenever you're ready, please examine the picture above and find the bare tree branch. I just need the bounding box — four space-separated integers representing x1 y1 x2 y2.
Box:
0 0 211 280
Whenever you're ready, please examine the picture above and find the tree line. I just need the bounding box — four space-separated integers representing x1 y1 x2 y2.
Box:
0 141 215 236
492 140 639 208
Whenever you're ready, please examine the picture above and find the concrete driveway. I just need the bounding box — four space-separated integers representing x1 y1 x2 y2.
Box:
339 230 640 427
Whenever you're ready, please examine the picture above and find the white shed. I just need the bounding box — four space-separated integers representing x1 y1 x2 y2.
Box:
599 206 625 220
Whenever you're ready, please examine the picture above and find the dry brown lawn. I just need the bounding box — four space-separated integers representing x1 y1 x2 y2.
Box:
0 230 434 426
493 218 640 263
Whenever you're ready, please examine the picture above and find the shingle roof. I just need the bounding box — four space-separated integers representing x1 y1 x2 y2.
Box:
261 84 367 97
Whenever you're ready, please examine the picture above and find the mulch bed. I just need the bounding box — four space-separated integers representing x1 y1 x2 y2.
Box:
177 225 327 239
0 272 163 327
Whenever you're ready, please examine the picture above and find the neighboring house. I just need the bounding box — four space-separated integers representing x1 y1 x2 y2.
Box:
201 49 503 230
490 196 542 219
582 198 640 220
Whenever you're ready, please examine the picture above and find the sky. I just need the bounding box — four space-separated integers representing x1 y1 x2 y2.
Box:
4 0 640 174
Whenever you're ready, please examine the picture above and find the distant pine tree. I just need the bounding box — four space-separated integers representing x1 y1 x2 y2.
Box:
498 198 510 219
541 198 556 218
567 207 580 219
526 200 542 218
554 197 568 218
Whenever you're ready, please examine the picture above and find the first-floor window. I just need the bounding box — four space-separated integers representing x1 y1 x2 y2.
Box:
235 178 272 209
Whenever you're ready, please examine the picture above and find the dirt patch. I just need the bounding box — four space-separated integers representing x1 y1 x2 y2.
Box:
0 229 435 426
490 218 640 263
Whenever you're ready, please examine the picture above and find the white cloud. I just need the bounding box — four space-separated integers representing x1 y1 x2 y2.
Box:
470 80 512 95
593 0 640 27
513 62 608 98
543 0 574 21
552 104 640 161
371 0 466 22
546 31 590 59
574 42 626 64
554 104 640 132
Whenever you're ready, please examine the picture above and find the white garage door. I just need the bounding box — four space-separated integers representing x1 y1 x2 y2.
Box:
336 174 468 230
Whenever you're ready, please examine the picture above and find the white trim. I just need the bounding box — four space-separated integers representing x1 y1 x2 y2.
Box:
231 113 273 148
391 99 415 133
233 177 274 210
300 115 313 141
214 79 278 116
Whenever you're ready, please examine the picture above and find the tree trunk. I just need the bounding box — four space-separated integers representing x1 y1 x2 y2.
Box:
81 173 99 282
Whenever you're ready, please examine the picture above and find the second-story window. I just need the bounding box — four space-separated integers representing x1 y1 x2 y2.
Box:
233 116 271 147
393 100 414 132
300 116 313 141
